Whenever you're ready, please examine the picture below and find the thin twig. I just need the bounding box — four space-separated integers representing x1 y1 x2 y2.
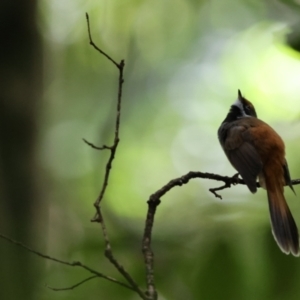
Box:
46 276 98 291
86 13 119 68
0 233 133 291
91 59 124 219
83 138 111 150
209 172 240 199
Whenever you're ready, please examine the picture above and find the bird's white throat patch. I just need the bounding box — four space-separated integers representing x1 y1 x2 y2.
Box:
233 98 247 117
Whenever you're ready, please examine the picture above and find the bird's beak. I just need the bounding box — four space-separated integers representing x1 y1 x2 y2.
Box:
238 89 243 101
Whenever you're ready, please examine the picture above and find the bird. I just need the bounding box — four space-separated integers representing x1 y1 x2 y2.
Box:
218 90 299 256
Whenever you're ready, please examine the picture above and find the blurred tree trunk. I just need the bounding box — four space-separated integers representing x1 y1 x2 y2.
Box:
0 1 43 299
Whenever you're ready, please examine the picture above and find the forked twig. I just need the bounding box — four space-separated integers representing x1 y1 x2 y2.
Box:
84 13 146 300
46 276 98 291
98 210 146 299
85 13 125 221
0 233 133 291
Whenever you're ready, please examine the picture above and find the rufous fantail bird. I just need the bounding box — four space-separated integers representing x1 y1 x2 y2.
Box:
218 90 299 256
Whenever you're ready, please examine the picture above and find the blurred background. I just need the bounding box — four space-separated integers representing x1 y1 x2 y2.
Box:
2 0 300 299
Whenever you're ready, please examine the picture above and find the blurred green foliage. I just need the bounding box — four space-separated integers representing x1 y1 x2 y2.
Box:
3 0 300 299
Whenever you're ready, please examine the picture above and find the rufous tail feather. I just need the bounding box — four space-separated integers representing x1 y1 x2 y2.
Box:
267 187 299 256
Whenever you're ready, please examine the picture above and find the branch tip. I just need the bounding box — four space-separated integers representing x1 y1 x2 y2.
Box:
83 138 111 150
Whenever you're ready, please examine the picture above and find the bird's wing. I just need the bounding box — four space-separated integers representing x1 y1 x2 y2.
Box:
224 125 263 193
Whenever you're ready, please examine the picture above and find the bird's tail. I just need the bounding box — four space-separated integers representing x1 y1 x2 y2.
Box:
266 183 299 256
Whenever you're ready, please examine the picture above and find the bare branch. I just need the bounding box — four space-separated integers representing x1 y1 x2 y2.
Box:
0 233 134 291
85 13 125 219
84 13 146 299
90 58 124 216
46 276 98 291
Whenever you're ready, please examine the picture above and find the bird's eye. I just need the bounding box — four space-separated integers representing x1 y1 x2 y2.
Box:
245 105 251 111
